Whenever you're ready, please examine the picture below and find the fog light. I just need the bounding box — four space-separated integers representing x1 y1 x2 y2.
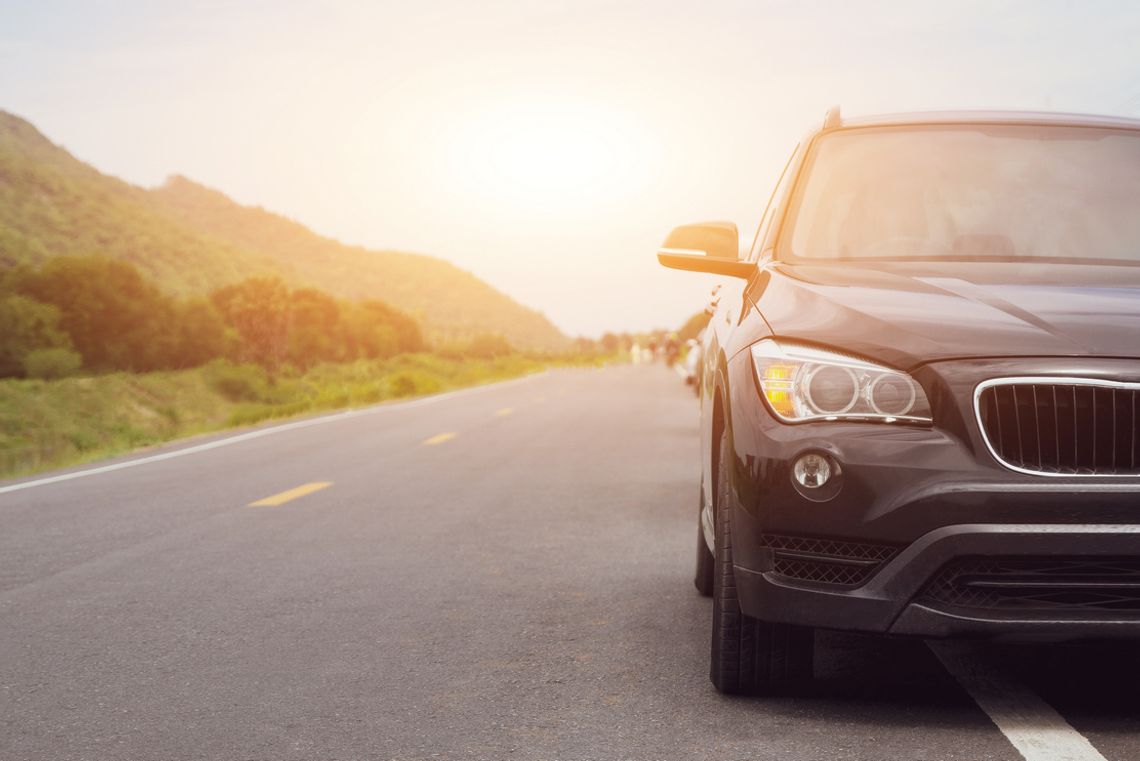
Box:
793 453 832 489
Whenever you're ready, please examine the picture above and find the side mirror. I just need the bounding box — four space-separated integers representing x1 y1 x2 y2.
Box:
657 221 755 279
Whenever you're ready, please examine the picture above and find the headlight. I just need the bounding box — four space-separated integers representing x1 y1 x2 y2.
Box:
750 339 932 424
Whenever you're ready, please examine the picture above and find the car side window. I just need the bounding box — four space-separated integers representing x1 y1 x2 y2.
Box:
747 144 801 263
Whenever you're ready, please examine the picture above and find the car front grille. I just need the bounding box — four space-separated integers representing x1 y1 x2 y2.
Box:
761 534 898 587
922 556 1140 614
976 379 1140 475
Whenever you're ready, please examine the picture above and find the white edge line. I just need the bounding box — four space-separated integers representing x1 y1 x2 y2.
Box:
0 370 549 496
929 641 1108 761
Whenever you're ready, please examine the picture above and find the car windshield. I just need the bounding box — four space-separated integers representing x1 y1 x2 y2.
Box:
783 124 1140 264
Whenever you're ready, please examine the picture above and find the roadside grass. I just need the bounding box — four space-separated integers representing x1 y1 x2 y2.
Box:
0 353 585 479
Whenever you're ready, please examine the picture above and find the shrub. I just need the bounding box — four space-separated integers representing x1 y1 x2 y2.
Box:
388 371 418 397
204 360 271 402
23 347 82 379
435 333 515 360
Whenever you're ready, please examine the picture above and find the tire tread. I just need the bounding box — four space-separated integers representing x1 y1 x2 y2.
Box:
709 428 813 695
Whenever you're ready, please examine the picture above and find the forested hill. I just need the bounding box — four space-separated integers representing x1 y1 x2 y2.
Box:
151 176 566 350
0 110 567 350
0 112 280 290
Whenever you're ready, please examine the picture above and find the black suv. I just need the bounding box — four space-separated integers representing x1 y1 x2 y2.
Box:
659 107 1140 695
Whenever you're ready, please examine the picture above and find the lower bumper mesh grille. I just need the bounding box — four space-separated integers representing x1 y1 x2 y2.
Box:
761 534 898 587
922 556 1140 613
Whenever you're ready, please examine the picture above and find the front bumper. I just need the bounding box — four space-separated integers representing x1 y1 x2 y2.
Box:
736 524 1140 639
724 353 1140 639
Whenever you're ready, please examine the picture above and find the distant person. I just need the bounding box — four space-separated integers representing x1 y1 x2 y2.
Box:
664 333 680 367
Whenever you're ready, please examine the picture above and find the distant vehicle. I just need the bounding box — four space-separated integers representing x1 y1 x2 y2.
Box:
659 107 1140 695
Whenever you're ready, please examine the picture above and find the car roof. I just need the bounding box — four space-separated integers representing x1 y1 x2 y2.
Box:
830 109 1140 131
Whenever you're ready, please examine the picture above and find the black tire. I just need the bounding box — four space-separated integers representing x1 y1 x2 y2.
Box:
694 505 714 596
710 427 813 695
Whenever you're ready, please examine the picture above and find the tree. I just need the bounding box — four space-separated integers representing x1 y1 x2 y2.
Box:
349 300 424 358
572 337 597 356
465 333 513 359
172 298 227 369
12 256 177 372
4 255 429 376
210 277 291 366
285 287 344 366
600 332 620 355
0 293 73 377
344 307 399 360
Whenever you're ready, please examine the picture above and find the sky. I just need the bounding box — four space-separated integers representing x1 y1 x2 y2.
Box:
3 0 1140 336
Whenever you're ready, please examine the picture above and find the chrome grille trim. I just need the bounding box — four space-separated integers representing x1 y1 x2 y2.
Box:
974 376 1140 478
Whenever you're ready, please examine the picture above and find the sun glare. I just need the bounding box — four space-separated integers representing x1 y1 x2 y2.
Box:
446 100 653 214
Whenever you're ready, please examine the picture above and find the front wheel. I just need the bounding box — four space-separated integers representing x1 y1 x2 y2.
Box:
709 427 813 695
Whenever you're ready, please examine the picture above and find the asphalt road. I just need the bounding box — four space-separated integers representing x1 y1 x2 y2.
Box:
2 364 1140 761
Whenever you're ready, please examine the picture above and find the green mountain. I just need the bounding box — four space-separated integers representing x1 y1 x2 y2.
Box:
0 110 567 349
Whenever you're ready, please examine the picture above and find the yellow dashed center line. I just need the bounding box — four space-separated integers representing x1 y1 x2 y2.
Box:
422 432 457 446
495 407 513 417
249 481 333 507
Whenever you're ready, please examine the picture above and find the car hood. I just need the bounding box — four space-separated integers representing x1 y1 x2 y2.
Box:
753 260 1140 369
